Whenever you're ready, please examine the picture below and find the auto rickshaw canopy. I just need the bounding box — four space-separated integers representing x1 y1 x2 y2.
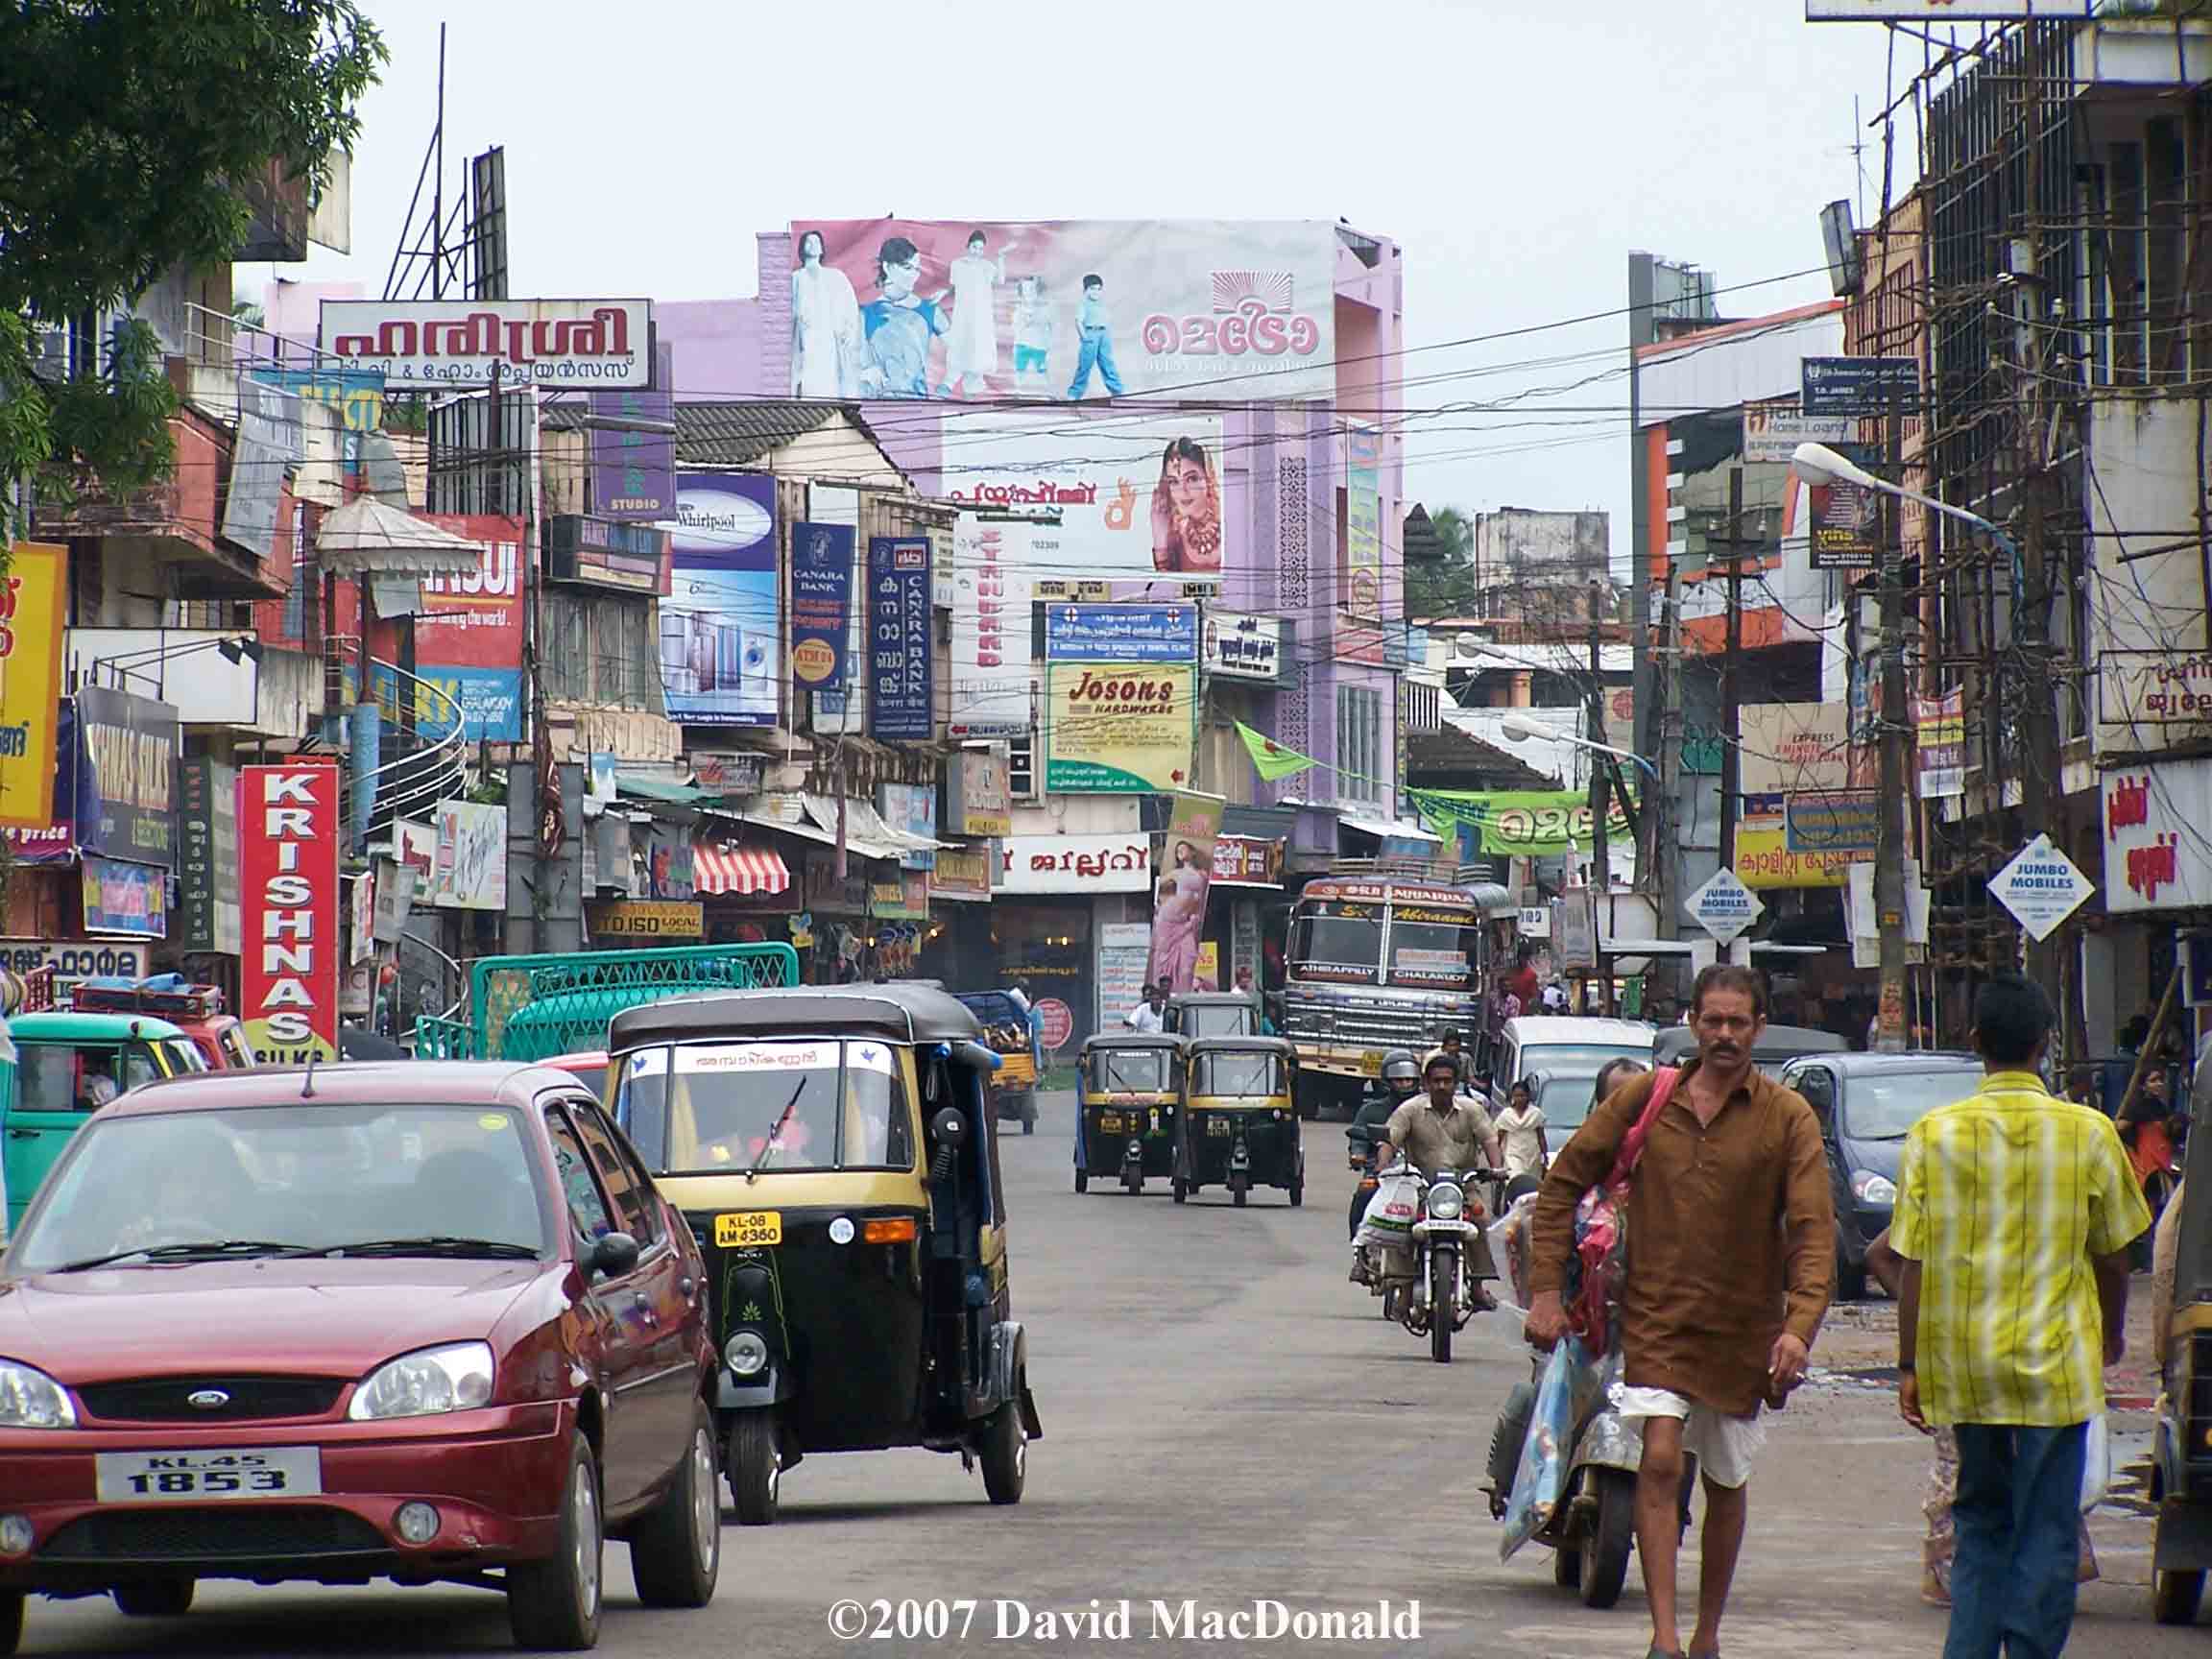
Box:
610 983 986 1053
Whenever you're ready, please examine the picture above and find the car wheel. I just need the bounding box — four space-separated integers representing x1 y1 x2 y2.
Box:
508 1431 603 1650
0 1592 19 1657
1837 1259 1868 1301
629 1397 721 1609
980 1392 1028 1504
2154 1567 2205 1626
728 1408 781 1527
114 1579 195 1618
1074 1168 1089 1193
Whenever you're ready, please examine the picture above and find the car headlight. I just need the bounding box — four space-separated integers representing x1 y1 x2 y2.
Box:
0 1359 74 1429
1850 1171 1898 1206
1428 1182 1465 1221
348 1342 494 1420
725 1331 769 1378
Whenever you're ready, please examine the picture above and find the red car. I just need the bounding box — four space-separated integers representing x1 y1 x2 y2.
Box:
0 1061 721 1652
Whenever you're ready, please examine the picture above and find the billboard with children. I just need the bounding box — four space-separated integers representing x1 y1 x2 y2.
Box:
787 219 1339 404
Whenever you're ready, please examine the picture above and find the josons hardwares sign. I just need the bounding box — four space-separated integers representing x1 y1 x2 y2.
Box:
239 763 341 1065
2104 759 2212 911
320 299 652 388
994 833 1154 895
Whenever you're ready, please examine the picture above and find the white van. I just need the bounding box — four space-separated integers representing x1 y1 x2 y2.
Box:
1485 1016 1656 1132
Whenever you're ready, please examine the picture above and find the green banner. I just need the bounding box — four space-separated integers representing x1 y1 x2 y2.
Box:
1409 787 1635 856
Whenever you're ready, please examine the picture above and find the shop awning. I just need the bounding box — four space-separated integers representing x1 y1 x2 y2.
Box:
313 495 489 578
1340 813 1442 845
692 843 790 897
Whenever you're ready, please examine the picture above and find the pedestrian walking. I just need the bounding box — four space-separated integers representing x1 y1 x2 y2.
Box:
1889 970 2151 1659
1526 964 1834 1659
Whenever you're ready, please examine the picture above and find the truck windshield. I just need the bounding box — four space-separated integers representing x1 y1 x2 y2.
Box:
1385 913 1480 991
1288 901 1382 984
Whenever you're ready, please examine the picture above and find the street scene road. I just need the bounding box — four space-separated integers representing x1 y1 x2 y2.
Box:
19 1094 2192 1659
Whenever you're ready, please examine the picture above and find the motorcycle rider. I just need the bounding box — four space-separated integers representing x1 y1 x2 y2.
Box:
1374 1051 1506 1312
1349 1050 1424 1272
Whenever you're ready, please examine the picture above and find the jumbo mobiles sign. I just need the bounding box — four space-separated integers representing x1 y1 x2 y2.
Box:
239 764 341 1064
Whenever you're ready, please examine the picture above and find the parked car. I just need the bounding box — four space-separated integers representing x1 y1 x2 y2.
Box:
1650 1022 1849 1077
0 1060 721 1652
1483 1017 1655 1119
1778 1051 1983 1299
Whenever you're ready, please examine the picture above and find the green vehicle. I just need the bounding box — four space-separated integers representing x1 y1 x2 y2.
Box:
2 1011 207 1234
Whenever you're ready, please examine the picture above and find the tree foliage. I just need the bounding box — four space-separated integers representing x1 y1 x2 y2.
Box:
1405 506 1478 621
0 0 385 533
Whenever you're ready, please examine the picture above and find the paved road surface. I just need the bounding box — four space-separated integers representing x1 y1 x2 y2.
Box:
22 1093 2198 1656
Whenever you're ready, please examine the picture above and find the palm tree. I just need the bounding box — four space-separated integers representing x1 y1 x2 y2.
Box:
1406 505 1477 620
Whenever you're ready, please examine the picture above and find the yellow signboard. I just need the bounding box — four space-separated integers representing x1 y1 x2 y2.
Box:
1735 813 1852 890
0 543 65 830
1045 661 1196 793
586 901 704 938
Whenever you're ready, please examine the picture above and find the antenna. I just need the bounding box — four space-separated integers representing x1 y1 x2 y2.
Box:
301 1049 318 1099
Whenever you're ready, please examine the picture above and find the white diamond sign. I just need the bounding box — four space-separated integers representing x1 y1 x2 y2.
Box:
1687 867 1764 943
1988 833 2094 942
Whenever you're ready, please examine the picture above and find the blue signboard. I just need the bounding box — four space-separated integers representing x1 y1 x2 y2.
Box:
791 522 854 692
1800 356 1918 418
1044 603 1198 662
868 538 933 741
663 473 780 729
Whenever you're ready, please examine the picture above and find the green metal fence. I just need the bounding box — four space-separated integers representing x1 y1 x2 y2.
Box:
414 942 801 1061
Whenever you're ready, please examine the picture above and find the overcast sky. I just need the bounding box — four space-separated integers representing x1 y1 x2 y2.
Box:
270 1 1899 566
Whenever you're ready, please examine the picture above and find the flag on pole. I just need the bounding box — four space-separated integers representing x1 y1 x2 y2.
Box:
1236 721 1318 782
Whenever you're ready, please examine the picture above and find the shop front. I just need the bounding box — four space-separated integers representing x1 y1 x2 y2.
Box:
1209 833 1285 997
994 831 1152 1052
922 843 994 986
691 837 798 950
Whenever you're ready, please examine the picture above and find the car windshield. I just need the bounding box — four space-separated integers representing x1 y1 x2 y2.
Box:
1843 1070 1980 1140
1179 1003 1254 1037
1537 1071 1630 1135
8 1103 551 1272
1522 1043 1652 1084
616 1040 913 1175
1094 1048 1172 1093
1191 1051 1285 1096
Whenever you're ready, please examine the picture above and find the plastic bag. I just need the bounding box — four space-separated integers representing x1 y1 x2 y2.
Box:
2080 1414 2111 1512
1354 1171 1423 1252
1500 1337 1583 1561
1487 1191 1539 1313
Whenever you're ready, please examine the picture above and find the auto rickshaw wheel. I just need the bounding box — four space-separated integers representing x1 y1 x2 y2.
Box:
1288 1178 1303 1208
1075 1168 1089 1193
114 1579 195 1618
2154 1566 2205 1626
1020 1095 1037 1134
1172 1177 1188 1204
980 1393 1027 1504
1580 1469 1636 1609
727 1409 781 1527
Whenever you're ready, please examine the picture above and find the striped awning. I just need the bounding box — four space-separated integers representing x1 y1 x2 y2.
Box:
692 844 791 898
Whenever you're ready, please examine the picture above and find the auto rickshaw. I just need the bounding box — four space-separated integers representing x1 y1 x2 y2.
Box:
1074 1031 1182 1194
1164 991 1261 1040
1175 1034 1303 1208
952 990 1040 1133
607 985 1043 1527
2152 1052 2212 1623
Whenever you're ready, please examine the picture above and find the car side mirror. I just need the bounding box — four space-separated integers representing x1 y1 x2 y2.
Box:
589 1231 640 1278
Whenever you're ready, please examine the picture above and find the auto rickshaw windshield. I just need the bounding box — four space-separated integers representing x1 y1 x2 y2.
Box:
617 1039 916 1175
1094 1048 1173 1093
1190 1050 1286 1096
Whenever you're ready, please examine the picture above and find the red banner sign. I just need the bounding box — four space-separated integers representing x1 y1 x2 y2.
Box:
239 763 341 1065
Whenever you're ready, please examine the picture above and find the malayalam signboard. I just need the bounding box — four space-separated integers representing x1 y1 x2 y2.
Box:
948 517 1035 738
995 833 1153 894
2098 649 2212 755
586 901 705 940
664 475 780 728
239 763 341 1065
1211 834 1285 888
1096 921 1153 1032
945 749 1012 837
0 542 64 831
1045 604 1196 662
1800 355 1918 417
2104 761 2212 913
1915 690 1966 799
1737 792 1858 889
868 537 934 741
177 757 241 955
1045 661 1195 793
1201 612 1284 683
787 218 1336 403
321 298 652 388
940 410 1228 585
790 522 854 692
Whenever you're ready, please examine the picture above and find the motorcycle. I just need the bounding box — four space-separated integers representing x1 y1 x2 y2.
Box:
1379 1163 1486 1363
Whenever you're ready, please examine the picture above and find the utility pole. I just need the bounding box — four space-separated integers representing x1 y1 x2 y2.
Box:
1875 381 1910 1053
1587 580 1615 1015
1718 467 1745 875
1652 558 1685 1003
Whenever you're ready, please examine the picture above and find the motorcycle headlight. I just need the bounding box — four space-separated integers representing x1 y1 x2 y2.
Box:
724 1330 769 1378
1850 1170 1897 1206
0 1359 75 1429
1428 1182 1465 1221
348 1341 494 1421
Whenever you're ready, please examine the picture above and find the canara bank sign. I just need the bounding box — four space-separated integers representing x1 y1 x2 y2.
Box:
319 299 652 388
240 764 341 1063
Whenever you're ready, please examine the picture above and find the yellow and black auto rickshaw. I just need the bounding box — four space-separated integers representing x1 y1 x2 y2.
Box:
1163 991 1262 1040
1074 1031 1182 1195
1174 1034 1303 1208
608 985 1043 1526
2152 1086 2212 1623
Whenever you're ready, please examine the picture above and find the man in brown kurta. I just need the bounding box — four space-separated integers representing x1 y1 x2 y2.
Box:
1527 965 1833 1659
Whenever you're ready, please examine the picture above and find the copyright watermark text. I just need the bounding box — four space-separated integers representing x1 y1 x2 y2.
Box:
826 1598 1422 1643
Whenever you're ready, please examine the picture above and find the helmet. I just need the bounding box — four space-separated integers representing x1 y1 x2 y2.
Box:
1381 1048 1420 1089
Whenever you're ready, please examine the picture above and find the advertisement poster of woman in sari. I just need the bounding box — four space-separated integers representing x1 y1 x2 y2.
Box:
1146 792 1223 995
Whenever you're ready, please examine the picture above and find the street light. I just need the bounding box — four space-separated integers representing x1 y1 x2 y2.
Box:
1497 712 1661 781
1791 442 2021 565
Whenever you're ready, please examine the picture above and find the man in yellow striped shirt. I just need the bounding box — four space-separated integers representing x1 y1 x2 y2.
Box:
1890 971 2150 1658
